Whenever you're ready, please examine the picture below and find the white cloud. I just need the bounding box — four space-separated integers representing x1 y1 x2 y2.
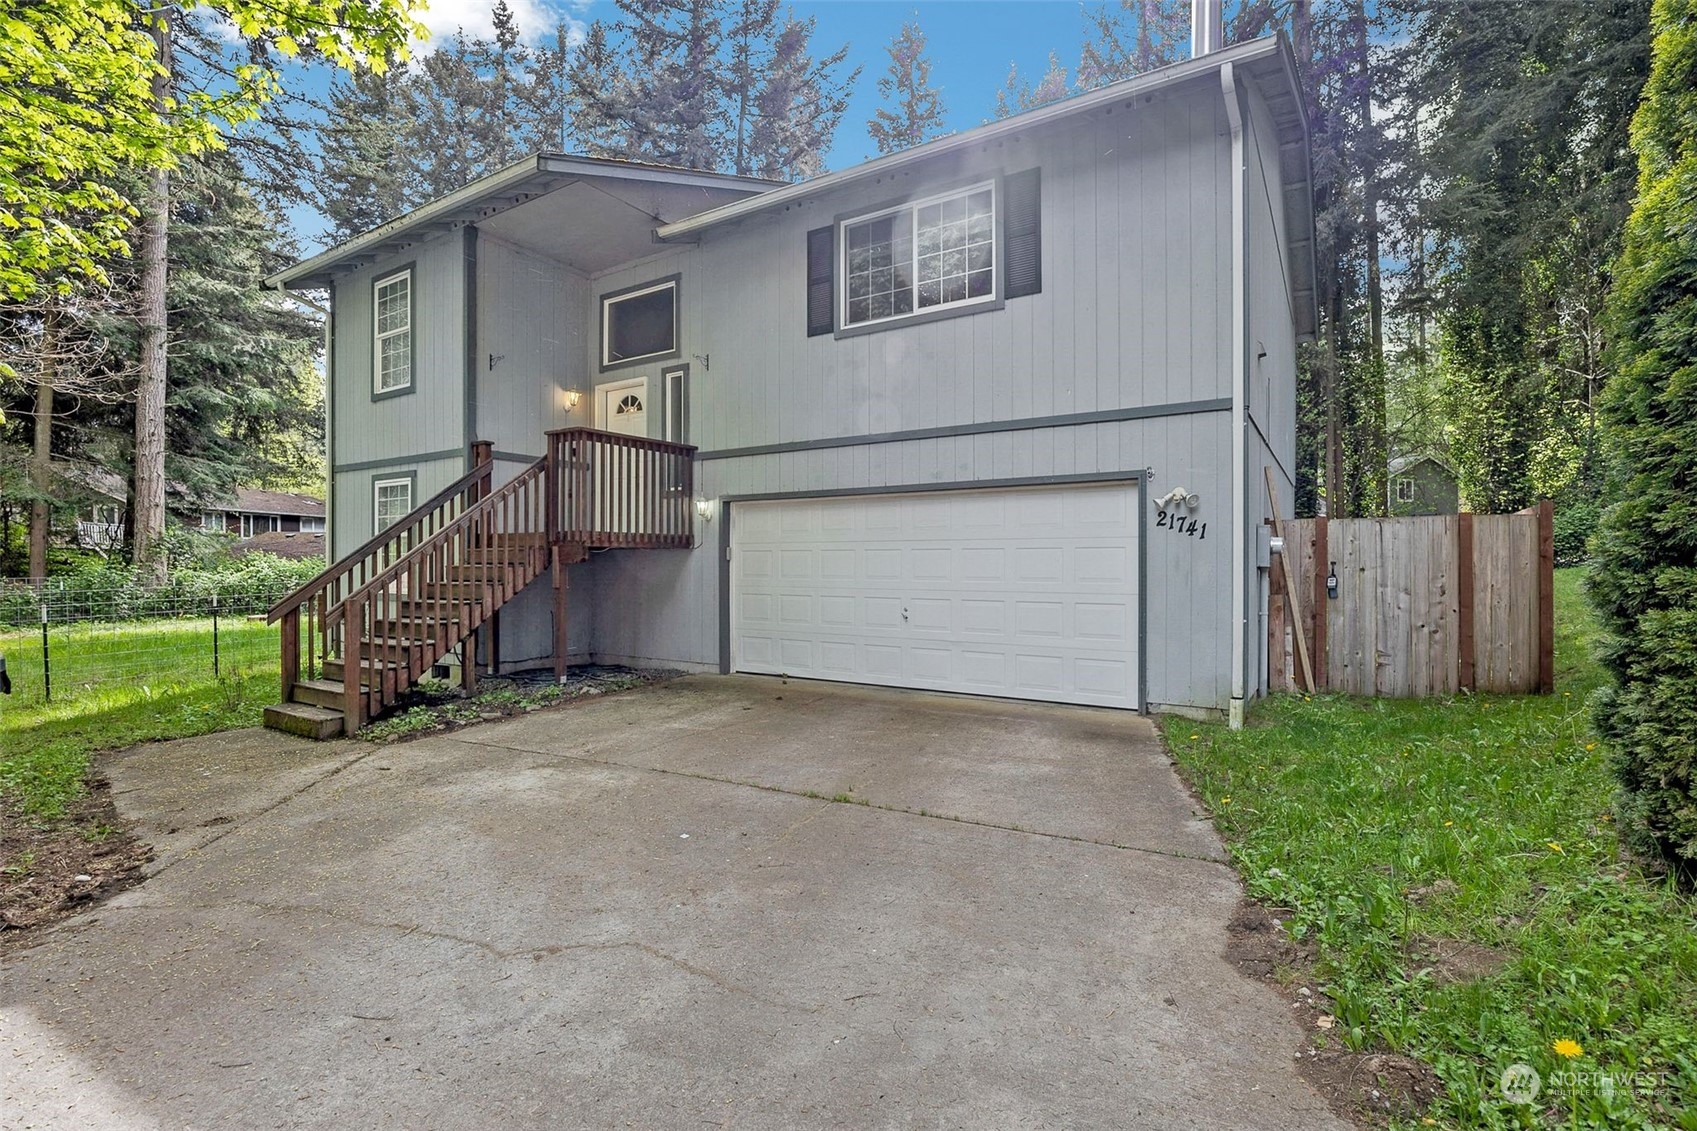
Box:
418 0 585 49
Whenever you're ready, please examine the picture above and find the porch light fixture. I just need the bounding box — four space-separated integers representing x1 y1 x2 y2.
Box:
562 389 582 410
695 498 716 522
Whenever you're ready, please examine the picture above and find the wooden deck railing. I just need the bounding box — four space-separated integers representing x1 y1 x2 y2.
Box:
336 458 549 730
546 428 696 548
267 449 496 707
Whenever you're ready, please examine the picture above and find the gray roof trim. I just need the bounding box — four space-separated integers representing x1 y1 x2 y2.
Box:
656 35 1297 242
268 155 779 290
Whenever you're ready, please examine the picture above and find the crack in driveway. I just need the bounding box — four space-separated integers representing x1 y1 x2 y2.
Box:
444 733 1229 866
88 897 825 1016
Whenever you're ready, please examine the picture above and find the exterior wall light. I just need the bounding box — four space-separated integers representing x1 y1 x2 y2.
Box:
562 389 582 410
695 498 716 522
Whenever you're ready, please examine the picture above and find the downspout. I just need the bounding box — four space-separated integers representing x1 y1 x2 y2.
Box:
1222 61 1248 730
273 282 333 557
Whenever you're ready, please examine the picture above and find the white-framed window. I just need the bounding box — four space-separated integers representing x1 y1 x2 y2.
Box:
1395 477 1415 503
93 504 121 527
374 477 413 533
299 516 326 533
842 182 996 328
601 277 678 369
201 511 225 532
373 269 412 394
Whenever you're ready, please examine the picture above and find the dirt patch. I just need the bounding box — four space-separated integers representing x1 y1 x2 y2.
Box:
1301 1048 1446 1124
1 779 150 954
1225 898 1445 1127
1408 934 1510 986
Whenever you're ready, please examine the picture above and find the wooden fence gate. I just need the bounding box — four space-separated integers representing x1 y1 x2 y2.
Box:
1270 503 1554 698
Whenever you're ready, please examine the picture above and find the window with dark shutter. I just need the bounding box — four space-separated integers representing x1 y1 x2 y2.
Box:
1003 168 1042 299
806 226 833 336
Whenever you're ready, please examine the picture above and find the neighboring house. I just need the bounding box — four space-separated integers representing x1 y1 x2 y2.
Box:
1387 454 1459 517
51 463 324 552
199 489 326 538
266 33 1315 733
231 530 327 561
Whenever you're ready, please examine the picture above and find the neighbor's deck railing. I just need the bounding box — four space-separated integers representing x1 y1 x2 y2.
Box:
546 427 695 548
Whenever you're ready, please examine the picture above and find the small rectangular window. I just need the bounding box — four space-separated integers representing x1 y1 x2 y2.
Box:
664 366 688 444
202 511 224 532
374 477 413 533
373 269 412 394
842 183 995 328
1396 477 1415 503
299 516 326 533
601 278 678 369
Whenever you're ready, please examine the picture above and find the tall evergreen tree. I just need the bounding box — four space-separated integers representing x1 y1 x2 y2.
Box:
565 0 851 178
867 20 947 154
1077 0 1189 88
741 12 856 180
993 52 1069 119
1589 0 1697 875
1393 0 1650 512
318 62 417 241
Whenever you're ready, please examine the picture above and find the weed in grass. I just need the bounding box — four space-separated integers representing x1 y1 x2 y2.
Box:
1165 570 1697 1128
2 850 36 877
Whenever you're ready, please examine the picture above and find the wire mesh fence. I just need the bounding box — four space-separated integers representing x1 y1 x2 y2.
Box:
0 579 286 713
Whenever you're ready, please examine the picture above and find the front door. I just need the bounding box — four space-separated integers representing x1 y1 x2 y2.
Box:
593 377 649 533
597 377 649 437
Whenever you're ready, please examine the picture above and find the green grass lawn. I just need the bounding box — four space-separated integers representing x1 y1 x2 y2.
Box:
1166 569 1697 1129
1 617 285 819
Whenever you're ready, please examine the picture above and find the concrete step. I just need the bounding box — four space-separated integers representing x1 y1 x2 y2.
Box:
292 677 346 710
264 702 344 740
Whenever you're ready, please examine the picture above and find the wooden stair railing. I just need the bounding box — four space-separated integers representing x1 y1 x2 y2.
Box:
547 427 696 548
268 452 497 709
266 431 699 738
334 458 550 732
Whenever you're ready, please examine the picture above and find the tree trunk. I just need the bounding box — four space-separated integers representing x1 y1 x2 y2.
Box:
1354 0 1388 515
28 310 56 579
133 9 173 582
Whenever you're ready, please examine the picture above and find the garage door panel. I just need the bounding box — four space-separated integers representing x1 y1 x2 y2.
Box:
733 484 1139 709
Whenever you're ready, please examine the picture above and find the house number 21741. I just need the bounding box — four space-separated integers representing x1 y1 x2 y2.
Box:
1155 510 1206 539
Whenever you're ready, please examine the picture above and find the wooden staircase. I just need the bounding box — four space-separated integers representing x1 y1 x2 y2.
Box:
264 429 695 738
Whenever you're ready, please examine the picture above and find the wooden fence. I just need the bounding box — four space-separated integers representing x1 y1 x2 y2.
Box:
1269 503 1554 698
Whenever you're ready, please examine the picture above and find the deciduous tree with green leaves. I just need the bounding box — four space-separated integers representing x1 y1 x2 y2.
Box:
0 0 426 301
1589 0 1697 876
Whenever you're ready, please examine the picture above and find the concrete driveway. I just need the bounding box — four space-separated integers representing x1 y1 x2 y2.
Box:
2 676 1346 1130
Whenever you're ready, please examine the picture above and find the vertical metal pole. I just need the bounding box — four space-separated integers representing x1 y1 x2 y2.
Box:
40 602 50 704
212 592 220 678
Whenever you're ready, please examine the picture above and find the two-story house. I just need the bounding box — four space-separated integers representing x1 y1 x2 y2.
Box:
263 33 1315 737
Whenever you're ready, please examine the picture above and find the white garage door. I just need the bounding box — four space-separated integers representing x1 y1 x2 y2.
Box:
731 483 1140 709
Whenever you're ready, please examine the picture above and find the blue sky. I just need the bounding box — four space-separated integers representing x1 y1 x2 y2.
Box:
284 0 1111 249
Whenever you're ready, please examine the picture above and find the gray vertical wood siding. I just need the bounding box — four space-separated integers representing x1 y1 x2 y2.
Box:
311 66 1307 714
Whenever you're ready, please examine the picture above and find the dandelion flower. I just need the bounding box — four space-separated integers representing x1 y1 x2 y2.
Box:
1547 842 1563 854
1444 820 1454 827
1189 734 1200 741
1220 796 1232 805
1552 1039 1583 1059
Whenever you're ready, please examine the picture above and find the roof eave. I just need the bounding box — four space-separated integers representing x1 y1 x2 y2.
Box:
267 155 782 290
